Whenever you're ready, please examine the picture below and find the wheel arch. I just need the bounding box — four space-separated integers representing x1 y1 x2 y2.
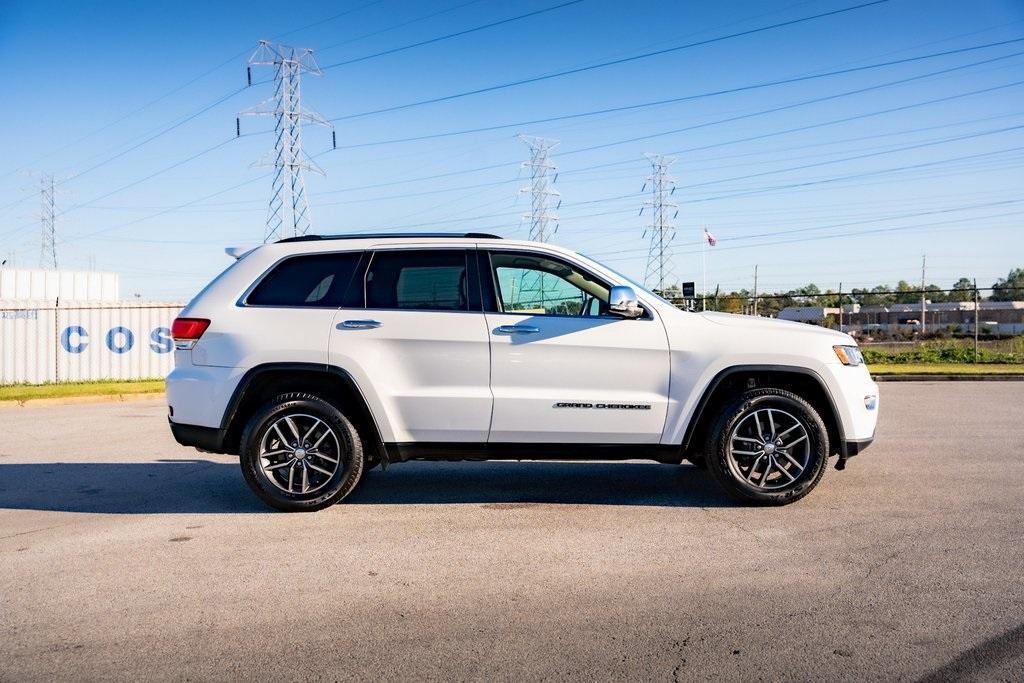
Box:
221 362 386 463
680 365 844 458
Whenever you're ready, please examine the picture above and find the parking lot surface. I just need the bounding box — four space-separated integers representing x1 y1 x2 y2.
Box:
1 382 1022 681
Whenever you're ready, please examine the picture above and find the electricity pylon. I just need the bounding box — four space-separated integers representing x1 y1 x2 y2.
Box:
516 135 561 312
240 40 335 242
517 134 560 242
39 173 57 269
641 153 678 292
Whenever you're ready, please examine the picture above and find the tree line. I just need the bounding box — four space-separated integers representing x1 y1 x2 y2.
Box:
659 267 1024 317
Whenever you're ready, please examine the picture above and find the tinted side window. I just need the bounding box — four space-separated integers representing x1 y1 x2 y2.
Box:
247 252 362 307
366 250 468 311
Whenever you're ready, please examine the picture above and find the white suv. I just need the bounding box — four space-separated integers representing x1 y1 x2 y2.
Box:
167 233 878 511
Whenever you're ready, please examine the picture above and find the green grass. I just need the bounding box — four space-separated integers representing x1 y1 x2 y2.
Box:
861 339 1022 365
869 363 1024 376
0 379 165 402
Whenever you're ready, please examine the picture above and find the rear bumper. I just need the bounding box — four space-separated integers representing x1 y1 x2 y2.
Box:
169 419 228 453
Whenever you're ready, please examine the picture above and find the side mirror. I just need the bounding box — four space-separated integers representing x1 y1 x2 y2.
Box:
609 285 643 319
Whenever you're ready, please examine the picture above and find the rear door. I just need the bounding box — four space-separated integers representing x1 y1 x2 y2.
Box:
481 249 671 444
328 247 493 444
200 250 364 369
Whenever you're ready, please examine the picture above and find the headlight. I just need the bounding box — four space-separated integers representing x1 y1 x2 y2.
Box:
833 345 864 366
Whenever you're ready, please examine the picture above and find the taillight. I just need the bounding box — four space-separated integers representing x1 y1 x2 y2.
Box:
171 318 210 350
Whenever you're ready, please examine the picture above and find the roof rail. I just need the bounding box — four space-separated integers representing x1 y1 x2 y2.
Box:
276 232 503 243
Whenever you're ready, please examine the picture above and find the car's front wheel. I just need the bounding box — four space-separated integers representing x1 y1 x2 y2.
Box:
239 393 364 512
704 388 829 505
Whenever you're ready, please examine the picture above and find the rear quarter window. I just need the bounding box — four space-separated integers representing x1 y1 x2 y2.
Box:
247 252 363 307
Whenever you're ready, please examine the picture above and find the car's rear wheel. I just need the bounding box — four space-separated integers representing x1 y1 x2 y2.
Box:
704 388 829 505
239 393 364 512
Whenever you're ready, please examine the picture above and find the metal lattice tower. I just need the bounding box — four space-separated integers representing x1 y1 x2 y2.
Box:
641 154 678 291
514 135 563 312
39 173 57 269
517 135 561 242
241 41 334 242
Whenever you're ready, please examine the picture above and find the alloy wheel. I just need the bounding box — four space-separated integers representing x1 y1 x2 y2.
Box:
726 407 811 491
258 413 342 494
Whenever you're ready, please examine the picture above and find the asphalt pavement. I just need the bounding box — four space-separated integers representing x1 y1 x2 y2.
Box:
1 383 1022 681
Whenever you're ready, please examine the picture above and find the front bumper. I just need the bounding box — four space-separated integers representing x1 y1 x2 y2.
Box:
841 434 874 457
835 432 875 470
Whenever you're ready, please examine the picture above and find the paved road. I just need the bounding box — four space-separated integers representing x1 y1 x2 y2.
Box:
1 383 1022 681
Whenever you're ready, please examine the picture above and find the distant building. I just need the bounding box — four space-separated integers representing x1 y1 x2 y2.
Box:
779 301 1024 335
777 306 840 323
0 268 120 302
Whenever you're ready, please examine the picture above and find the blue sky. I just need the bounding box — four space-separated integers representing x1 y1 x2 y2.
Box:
1 0 1022 300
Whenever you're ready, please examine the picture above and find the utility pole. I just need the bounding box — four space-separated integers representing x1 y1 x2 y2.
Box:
517 135 560 243
920 254 927 336
838 281 843 332
749 266 757 317
39 173 57 269
641 154 678 292
974 277 980 363
240 40 335 243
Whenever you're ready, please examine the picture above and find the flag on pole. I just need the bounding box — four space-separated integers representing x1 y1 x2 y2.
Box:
703 227 717 247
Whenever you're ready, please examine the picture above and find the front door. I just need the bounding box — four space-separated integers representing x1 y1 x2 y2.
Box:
482 249 671 444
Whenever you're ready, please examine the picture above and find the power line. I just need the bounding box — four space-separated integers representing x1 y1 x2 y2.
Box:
319 0 587 71
558 77 1024 182
9 33 1011 227
37 44 1023 248
317 0 488 52
314 55 1024 202
273 0 391 41
0 49 251 183
318 71 1024 208
588 199 1024 259
43 89 1024 245
601 208 1024 265
557 58 1024 161
333 37 1024 147
678 123 1024 192
0 137 242 243
0 1 385 192
329 0 891 121
684 144 1024 206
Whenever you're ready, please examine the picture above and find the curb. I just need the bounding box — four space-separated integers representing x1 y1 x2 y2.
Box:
0 392 166 409
874 374 1024 382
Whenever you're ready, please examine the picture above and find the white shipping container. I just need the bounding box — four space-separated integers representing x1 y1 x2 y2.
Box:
0 269 120 302
0 301 184 385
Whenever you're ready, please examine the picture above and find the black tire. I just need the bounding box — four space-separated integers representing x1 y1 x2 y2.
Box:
239 392 365 512
703 388 829 505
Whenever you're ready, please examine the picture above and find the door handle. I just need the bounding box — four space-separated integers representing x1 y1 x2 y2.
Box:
337 320 382 330
494 324 539 335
